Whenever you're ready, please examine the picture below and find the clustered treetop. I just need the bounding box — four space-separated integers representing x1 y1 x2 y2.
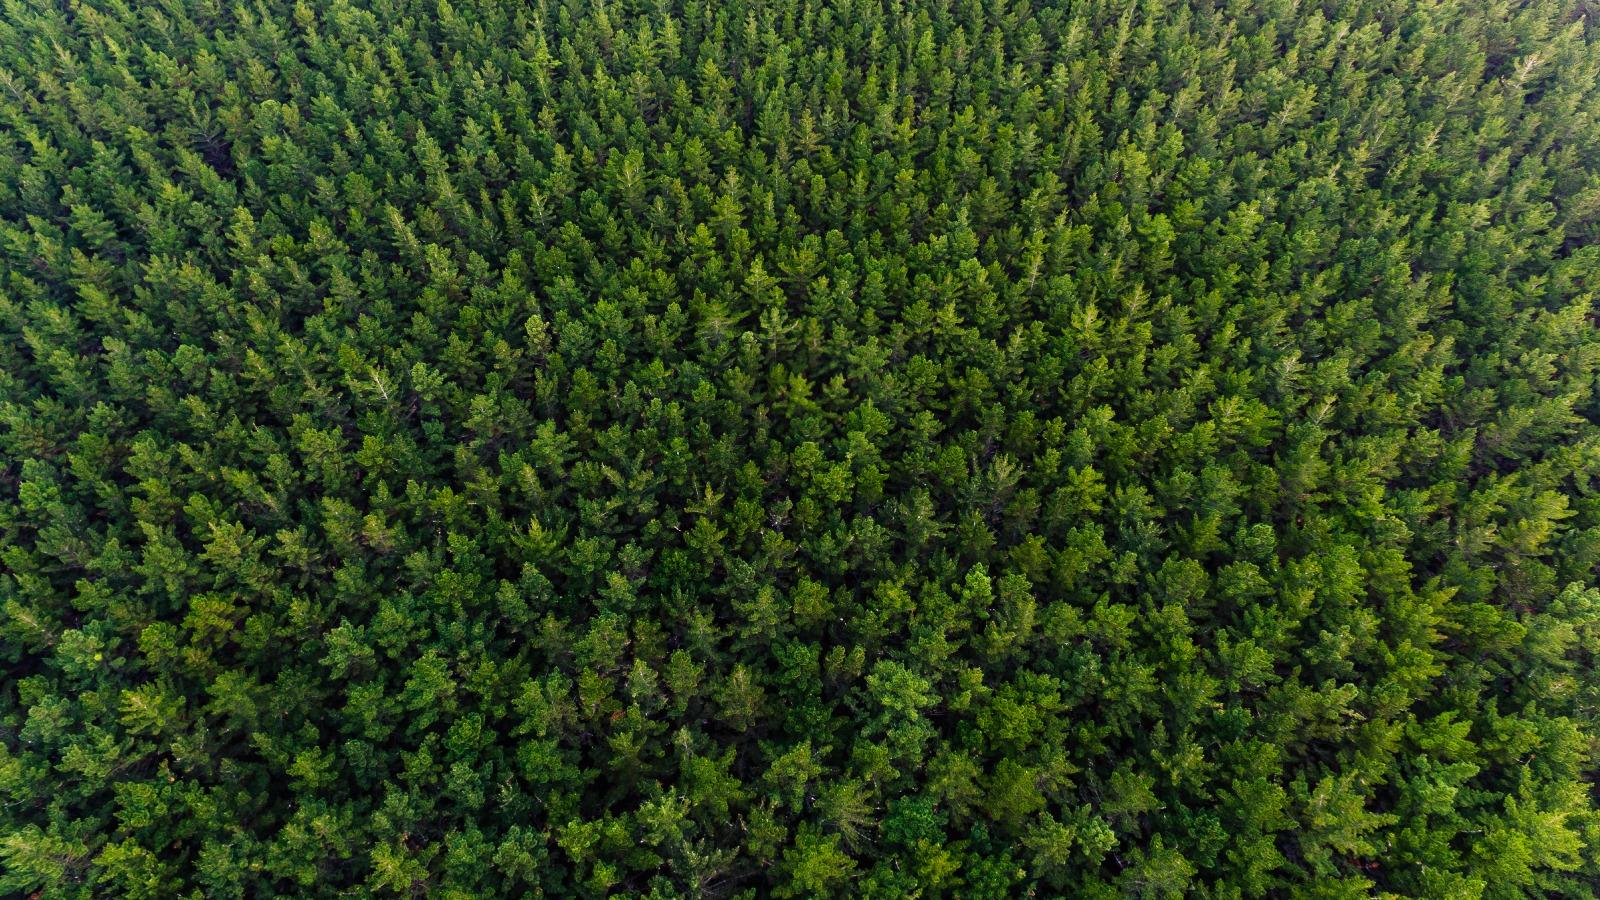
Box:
2 0 1599 896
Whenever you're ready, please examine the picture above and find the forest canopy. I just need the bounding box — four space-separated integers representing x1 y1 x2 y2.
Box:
2 0 1600 896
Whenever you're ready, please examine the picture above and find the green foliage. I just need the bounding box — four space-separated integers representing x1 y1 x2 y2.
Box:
2 0 1600 895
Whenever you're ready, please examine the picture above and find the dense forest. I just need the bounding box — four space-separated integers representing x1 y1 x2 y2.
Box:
1 0 1599 895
